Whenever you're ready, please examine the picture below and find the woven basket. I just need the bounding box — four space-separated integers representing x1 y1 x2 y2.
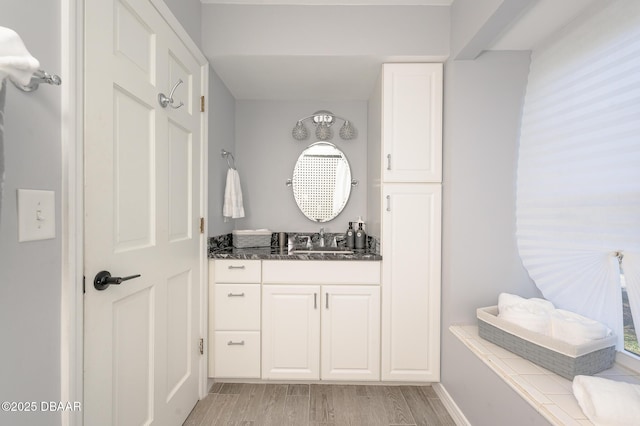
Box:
232 230 272 248
477 306 616 380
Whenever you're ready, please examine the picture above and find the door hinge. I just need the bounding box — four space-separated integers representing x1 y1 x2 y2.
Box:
199 338 204 355
200 95 205 112
199 217 205 234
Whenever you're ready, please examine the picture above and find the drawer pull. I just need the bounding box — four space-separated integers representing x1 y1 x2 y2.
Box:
314 293 317 309
227 292 245 297
326 293 329 309
387 154 391 170
228 265 246 270
227 340 245 346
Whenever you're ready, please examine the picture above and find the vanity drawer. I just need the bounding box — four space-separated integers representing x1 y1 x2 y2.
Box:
262 260 381 285
214 259 261 283
213 284 260 330
213 331 260 378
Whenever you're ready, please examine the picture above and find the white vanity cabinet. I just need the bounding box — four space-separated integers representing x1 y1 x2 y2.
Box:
381 184 442 382
368 63 443 382
261 285 321 380
381 63 443 183
261 261 381 381
321 285 380 380
209 259 261 378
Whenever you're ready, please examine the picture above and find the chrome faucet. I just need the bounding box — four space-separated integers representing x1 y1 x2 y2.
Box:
319 227 325 247
298 235 312 249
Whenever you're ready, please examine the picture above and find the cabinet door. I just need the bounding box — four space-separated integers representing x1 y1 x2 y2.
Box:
321 286 380 381
382 183 442 382
383 63 442 183
262 285 320 380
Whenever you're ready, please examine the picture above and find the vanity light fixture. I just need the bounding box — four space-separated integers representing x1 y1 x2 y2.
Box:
291 110 356 141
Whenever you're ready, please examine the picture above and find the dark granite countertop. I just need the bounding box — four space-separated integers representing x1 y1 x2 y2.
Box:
208 232 381 261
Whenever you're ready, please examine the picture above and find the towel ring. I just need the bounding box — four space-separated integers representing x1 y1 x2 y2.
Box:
221 149 236 169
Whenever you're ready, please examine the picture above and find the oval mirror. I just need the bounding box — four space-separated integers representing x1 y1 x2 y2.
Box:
291 142 352 222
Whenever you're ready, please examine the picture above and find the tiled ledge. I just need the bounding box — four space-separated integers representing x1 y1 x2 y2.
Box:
450 325 640 426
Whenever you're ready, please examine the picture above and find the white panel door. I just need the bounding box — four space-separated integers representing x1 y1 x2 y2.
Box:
84 0 205 425
382 63 443 183
262 285 320 380
321 286 380 381
381 184 442 382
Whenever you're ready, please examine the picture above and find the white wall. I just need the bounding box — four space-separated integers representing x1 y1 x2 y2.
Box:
162 0 202 48
450 0 503 57
201 4 449 57
232 100 368 233
0 2 62 425
0 2 207 425
450 0 536 59
208 68 236 236
441 51 546 424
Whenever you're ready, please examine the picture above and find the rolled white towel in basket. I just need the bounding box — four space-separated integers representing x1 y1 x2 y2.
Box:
573 375 640 426
498 293 555 335
551 309 611 346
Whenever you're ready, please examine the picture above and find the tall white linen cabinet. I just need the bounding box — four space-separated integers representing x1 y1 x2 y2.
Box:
367 63 443 382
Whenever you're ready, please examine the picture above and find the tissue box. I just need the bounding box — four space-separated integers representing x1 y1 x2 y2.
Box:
477 306 616 380
232 229 272 248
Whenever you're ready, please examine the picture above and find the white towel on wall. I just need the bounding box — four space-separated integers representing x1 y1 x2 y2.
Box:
573 375 640 426
0 27 40 86
223 168 244 221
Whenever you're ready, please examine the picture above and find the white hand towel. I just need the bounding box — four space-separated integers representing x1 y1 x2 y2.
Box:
223 168 244 220
551 309 611 345
498 292 525 312
0 27 40 86
498 293 555 335
499 303 552 335
573 375 640 426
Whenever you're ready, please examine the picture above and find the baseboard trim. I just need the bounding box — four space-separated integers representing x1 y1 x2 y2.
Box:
432 383 471 426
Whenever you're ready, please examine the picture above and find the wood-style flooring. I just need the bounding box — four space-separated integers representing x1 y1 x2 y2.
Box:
183 382 456 426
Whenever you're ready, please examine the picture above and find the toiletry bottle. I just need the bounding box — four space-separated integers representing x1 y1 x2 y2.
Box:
355 222 366 250
346 222 355 249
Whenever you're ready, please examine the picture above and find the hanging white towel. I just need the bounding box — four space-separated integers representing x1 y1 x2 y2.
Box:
573 375 640 426
0 27 40 86
223 168 244 221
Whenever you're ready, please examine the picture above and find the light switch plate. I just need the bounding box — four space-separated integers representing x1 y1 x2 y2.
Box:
17 189 56 242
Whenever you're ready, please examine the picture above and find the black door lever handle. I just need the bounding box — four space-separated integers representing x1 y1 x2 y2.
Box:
94 271 141 291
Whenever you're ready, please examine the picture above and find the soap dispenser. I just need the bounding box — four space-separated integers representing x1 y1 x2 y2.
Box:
355 222 366 250
346 222 355 249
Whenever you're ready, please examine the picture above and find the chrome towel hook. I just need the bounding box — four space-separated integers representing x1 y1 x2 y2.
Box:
158 78 184 109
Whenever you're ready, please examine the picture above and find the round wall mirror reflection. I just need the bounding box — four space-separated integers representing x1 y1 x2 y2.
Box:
291 142 352 222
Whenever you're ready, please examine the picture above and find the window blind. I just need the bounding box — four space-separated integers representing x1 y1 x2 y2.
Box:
516 0 640 349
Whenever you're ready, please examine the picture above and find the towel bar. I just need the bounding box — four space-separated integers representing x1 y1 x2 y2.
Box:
13 69 62 92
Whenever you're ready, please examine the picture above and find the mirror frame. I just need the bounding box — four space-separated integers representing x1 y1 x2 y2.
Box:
291 141 352 222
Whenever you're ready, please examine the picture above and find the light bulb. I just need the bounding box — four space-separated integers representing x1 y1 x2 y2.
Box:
339 121 356 140
292 121 308 140
315 122 333 141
